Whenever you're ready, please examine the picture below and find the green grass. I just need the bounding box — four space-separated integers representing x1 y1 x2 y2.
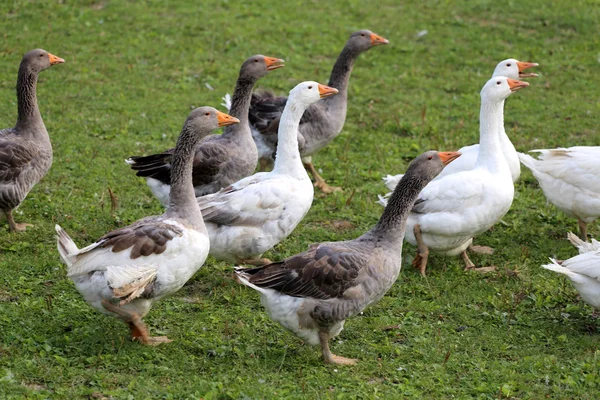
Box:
1 0 599 398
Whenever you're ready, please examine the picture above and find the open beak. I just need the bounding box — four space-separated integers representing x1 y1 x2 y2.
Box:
507 78 529 92
317 84 339 98
216 111 240 127
438 151 461 166
517 61 538 78
48 53 65 65
370 32 389 46
264 57 285 71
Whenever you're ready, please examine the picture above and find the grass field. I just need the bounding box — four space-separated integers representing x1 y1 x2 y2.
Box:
1 0 599 398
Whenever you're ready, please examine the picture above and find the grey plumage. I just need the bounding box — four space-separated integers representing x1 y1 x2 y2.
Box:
249 30 389 163
127 55 284 204
0 49 64 232
236 150 454 364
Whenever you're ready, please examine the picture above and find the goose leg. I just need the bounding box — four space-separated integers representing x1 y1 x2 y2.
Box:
101 299 172 346
319 331 357 365
6 210 33 232
461 251 496 272
578 219 588 241
468 245 494 255
238 257 273 266
412 224 429 276
461 251 476 270
303 162 341 194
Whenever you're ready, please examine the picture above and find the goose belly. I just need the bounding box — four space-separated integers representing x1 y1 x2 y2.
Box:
70 227 209 314
146 178 171 207
536 177 600 223
259 291 345 346
405 187 514 255
252 127 276 161
207 215 303 262
206 182 313 262
71 272 154 319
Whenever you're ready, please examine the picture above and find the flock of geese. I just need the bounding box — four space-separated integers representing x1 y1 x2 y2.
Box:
1 30 599 365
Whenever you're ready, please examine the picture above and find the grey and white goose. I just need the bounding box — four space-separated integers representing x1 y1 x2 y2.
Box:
56 107 239 345
126 55 284 206
236 150 460 365
249 29 389 193
0 49 64 232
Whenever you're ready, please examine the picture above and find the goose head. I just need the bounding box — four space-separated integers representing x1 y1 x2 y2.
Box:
492 58 538 79
347 29 389 52
287 81 338 109
481 76 529 102
240 55 285 80
406 151 462 182
184 107 240 137
21 49 65 73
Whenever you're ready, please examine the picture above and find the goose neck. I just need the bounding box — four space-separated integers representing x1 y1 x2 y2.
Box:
166 126 206 231
475 98 509 174
15 66 45 135
223 75 256 137
370 174 428 245
272 101 306 177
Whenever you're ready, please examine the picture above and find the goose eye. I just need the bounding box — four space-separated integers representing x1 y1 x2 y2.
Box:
361 33 365 37
308 85 313 89
40 54 44 57
507 63 511 67
205 112 210 116
496 81 501 85
428 156 433 160
254 59 259 62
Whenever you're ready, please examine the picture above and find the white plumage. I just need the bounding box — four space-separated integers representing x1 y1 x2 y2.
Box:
197 81 339 264
518 146 600 239
379 59 537 206
542 233 600 310
405 76 529 274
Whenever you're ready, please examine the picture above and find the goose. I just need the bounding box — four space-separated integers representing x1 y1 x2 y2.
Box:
197 81 338 265
126 55 285 206
404 76 529 276
0 49 64 232
379 58 538 203
519 146 600 240
235 150 460 365
56 107 239 345
249 30 389 193
542 232 600 310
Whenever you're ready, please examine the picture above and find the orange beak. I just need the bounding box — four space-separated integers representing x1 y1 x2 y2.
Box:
507 78 529 92
438 151 461 166
517 61 538 78
216 111 240 127
48 53 65 65
370 32 389 46
317 84 339 98
264 57 285 71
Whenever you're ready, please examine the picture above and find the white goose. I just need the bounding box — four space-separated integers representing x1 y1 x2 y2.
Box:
405 76 529 276
197 81 338 265
56 107 239 345
542 232 600 310
519 146 600 240
379 59 538 204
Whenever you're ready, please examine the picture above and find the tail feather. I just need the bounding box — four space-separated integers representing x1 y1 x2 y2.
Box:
221 93 232 111
517 152 538 171
542 258 577 279
382 174 402 191
567 232 600 254
234 266 269 294
55 224 79 268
